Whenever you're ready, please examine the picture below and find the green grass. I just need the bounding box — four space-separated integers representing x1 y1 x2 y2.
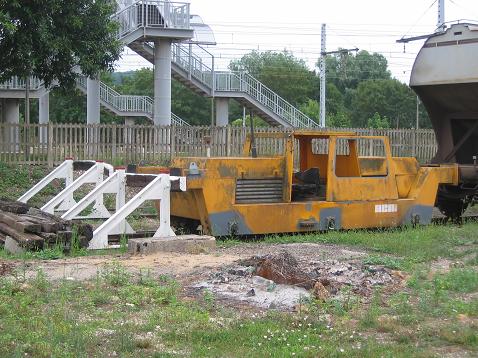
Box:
0 265 438 358
0 162 54 205
433 268 478 293
221 222 478 267
1 220 476 357
363 255 405 270
1 162 477 356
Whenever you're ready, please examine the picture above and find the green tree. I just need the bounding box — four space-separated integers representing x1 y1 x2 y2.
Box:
325 83 346 116
110 68 212 125
0 8 14 32
230 51 316 107
0 0 121 88
49 89 86 124
325 50 391 92
367 112 390 129
350 79 417 128
115 68 154 97
299 99 320 123
0 0 121 125
327 111 352 128
172 82 212 125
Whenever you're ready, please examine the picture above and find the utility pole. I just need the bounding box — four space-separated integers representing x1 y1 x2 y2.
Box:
397 0 446 44
437 0 445 30
319 24 358 128
319 24 326 128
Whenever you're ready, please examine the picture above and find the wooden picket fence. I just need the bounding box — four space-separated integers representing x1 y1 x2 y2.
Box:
0 123 438 167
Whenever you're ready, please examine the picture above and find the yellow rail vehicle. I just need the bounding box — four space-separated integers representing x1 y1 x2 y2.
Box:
136 131 459 236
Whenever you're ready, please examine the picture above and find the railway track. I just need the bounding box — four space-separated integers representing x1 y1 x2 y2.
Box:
432 213 478 224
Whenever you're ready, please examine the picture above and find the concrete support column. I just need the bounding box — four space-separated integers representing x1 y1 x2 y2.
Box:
87 77 100 157
87 77 101 124
154 39 172 126
215 98 229 126
39 92 49 144
3 99 20 152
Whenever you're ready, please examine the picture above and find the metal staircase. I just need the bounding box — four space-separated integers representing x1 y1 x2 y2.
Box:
0 76 189 126
115 0 318 128
76 77 189 126
0 77 46 99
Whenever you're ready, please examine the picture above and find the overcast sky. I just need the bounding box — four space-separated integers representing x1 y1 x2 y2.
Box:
116 0 478 84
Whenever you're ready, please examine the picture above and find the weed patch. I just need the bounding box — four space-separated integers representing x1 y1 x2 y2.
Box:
433 268 478 293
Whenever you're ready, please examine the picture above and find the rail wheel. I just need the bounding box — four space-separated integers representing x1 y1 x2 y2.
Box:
436 185 471 223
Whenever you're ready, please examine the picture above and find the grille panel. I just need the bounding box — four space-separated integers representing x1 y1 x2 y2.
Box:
235 178 283 204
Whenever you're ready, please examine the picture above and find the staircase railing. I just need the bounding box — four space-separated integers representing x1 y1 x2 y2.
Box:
0 77 42 90
114 0 317 128
76 77 189 126
115 0 190 39
215 71 318 128
172 112 189 126
170 43 317 127
171 43 214 89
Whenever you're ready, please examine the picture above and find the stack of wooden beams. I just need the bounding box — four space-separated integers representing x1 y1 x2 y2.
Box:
0 199 93 252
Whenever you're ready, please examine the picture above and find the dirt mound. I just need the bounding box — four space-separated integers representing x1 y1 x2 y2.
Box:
195 250 403 309
250 251 315 289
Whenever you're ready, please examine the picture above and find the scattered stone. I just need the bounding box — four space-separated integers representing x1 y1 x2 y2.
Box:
227 267 250 276
191 250 403 310
4 236 26 255
329 264 351 275
313 281 330 301
251 275 271 287
0 261 15 276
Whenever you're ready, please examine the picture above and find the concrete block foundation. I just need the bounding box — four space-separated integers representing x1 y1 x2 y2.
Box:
128 235 216 255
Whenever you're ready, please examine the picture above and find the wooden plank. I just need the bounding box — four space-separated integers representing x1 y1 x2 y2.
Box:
0 222 44 248
18 215 62 233
0 199 30 214
0 211 41 233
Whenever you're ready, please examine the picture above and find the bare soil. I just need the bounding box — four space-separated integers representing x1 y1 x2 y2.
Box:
10 242 369 283
1 242 404 310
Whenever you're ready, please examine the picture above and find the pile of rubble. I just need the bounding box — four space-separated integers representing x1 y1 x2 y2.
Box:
194 251 402 310
0 199 92 254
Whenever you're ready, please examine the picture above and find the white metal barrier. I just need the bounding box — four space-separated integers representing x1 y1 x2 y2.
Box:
88 174 186 250
18 159 186 250
41 161 113 217
61 168 134 235
18 159 78 210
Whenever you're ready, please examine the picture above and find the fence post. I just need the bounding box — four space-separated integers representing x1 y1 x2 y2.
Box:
412 129 416 157
47 122 54 168
226 125 232 157
170 125 176 163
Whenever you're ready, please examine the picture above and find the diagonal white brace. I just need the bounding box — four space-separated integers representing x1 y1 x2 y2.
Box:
41 162 110 216
18 159 77 208
61 169 134 234
88 174 186 250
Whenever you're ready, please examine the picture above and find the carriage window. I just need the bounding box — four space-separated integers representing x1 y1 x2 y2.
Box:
335 138 388 177
357 138 386 157
311 138 329 155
